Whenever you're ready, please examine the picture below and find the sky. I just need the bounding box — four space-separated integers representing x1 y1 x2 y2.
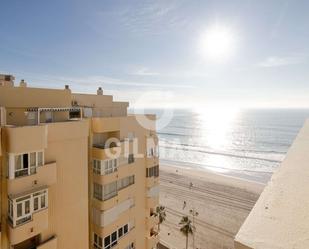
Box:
0 0 309 108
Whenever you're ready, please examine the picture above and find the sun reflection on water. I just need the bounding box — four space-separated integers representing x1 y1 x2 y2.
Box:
194 106 240 151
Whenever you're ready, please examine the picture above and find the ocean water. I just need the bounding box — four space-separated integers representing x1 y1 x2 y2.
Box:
135 108 309 182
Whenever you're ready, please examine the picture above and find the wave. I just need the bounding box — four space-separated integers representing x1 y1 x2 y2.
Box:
160 145 283 163
159 138 287 156
160 159 275 174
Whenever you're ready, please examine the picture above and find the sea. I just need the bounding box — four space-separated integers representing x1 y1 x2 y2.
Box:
132 108 309 183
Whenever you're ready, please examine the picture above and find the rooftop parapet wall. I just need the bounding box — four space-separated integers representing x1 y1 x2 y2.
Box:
0 85 71 108
72 93 128 108
234 119 309 249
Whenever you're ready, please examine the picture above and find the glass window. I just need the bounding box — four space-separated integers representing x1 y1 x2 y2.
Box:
30 152 36 167
25 200 30 214
118 227 123 238
17 203 22 217
15 155 22 170
93 183 103 201
104 235 110 248
41 195 46 208
38 151 43 166
128 154 134 164
34 197 39 211
124 224 128 234
103 181 117 200
94 233 103 249
111 231 117 246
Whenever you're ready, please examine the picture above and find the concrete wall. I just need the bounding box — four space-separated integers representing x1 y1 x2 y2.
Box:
235 119 309 249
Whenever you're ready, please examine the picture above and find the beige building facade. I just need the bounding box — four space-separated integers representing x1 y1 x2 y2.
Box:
0 74 159 249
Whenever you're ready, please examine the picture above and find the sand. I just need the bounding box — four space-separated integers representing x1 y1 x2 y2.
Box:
159 163 265 249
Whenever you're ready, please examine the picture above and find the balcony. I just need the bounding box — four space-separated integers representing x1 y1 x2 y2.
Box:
7 162 56 195
93 206 136 237
4 125 47 154
92 145 121 161
8 208 48 245
146 230 159 249
93 162 135 186
93 198 134 228
234 120 309 249
93 184 136 211
92 117 120 133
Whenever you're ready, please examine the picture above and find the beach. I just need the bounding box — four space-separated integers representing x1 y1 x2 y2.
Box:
159 163 265 249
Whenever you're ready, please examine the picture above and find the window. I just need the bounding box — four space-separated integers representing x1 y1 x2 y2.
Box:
93 158 118 176
104 236 110 249
94 176 135 202
69 109 81 119
38 151 43 166
10 151 44 179
45 111 53 123
100 223 131 249
147 146 159 157
146 165 159 178
93 183 103 201
93 159 101 175
111 231 117 247
103 181 117 201
84 108 93 118
123 224 128 234
128 154 134 164
94 233 103 249
34 197 39 211
9 189 48 227
117 175 134 191
118 227 123 238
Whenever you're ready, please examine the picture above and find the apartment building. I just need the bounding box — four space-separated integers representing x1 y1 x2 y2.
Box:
0 74 159 249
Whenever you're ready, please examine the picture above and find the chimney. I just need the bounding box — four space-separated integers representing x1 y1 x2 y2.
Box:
97 87 103 95
19 79 27 87
0 74 15 87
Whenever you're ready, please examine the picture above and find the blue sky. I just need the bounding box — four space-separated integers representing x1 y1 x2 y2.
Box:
1 0 309 108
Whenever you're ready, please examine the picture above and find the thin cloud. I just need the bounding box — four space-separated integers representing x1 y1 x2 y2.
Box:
257 55 306 67
130 67 160 76
118 1 188 35
5 71 194 91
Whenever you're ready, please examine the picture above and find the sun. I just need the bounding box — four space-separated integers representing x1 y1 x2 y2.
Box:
199 25 236 61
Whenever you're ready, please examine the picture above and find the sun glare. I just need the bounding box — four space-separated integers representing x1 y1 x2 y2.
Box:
199 25 236 61
194 106 239 150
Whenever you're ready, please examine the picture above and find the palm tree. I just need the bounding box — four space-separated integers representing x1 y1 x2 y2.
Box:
190 209 199 249
155 205 166 232
179 216 195 249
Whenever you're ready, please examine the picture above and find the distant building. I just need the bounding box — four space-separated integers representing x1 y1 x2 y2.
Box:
0 74 159 249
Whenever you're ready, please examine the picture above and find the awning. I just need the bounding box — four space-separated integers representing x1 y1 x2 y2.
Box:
26 107 81 112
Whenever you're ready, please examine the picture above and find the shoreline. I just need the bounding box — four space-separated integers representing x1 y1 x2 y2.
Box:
160 159 273 184
159 162 265 249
